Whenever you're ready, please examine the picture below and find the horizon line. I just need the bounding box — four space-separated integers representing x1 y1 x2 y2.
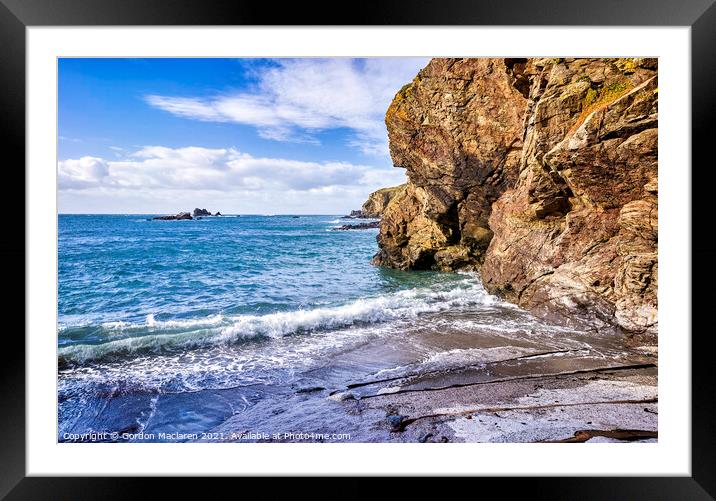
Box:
57 212 347 216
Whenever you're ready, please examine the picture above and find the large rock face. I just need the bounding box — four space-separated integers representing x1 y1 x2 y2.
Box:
373 58 527 270
375 58 658 338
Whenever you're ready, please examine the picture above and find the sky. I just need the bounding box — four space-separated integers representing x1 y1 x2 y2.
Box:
58 58 429 214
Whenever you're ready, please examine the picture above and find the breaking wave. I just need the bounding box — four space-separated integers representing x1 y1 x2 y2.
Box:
58 275 507 366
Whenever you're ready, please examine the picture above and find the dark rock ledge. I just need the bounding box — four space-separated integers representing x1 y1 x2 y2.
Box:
332 221 380 231
152 209 222 220
152 211 193 221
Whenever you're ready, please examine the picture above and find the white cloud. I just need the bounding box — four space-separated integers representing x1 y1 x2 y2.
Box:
58 156 109 189
58 146 407 214
145 58 429 155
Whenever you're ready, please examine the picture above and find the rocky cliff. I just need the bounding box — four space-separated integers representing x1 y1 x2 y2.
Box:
361 184 407 218
374 58 658 338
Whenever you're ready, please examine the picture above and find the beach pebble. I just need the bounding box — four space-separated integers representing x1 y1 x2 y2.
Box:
387 414 405 432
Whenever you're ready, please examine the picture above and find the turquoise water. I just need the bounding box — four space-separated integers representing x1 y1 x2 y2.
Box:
58 214 471 361
58 214 596 442
60 214 390 335
57 214 484 440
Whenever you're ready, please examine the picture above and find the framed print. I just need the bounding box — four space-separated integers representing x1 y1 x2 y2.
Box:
3 0 715 495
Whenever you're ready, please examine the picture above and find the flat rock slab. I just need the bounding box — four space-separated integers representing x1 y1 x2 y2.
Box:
205 361 656 443
199 321 657 443
352 367 657 443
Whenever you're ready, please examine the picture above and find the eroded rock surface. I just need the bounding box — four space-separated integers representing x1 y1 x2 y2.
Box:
374 58 527 271
374 58 658 338
361 184 406 218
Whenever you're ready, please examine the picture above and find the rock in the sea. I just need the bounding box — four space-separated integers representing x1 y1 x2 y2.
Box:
374 58 658 339
152 211 193 220
332 221 380 231
214 211 222 216
193 208 212 217
342 209 365 219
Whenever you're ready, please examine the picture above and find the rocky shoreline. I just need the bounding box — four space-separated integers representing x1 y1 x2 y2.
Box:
332 351 657 443
238 57 657 443
206 59 659 443
371 58 658 341
205 331 657 443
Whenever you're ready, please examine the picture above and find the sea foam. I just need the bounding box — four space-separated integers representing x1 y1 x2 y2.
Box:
58 276 497 365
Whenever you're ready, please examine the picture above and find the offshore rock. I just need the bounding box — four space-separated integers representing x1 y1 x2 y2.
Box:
193 208 212 217
342 210 365 219
153 211 193 220
332 221 380 231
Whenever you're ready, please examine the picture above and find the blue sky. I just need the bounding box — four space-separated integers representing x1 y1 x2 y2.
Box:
58 58 428 214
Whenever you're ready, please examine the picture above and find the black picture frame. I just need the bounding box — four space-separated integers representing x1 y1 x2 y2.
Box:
2 0 714 496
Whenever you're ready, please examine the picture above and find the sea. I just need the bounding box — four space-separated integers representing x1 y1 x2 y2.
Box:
57 214 623 442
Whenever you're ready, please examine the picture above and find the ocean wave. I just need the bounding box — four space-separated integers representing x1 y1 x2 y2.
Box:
58 276 499 365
